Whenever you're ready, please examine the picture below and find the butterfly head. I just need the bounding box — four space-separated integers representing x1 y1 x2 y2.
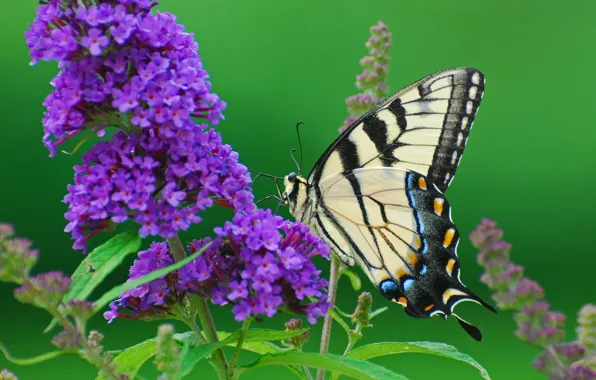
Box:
282 172 308 214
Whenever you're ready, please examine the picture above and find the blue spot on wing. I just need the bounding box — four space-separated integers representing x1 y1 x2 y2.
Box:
403 278 414 291
420 265 428 275
379 279 399 300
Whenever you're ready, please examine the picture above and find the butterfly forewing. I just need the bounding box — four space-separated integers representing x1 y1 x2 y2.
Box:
308 68 485 192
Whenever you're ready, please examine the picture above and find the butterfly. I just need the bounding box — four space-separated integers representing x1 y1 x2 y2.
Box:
280 68 496 341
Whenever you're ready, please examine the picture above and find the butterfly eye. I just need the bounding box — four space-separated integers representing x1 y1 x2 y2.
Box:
287 172 297 182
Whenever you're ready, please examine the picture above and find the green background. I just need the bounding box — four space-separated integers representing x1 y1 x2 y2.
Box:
1 0 595 379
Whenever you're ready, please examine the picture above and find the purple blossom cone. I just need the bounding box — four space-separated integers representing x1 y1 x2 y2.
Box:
26 1 226 156
0 224 39 284
64 128 254 251
189 208 332 323
339 21 392 133
106 210 332 324
470 219 567 347
14 271 71 310
104 241 178 323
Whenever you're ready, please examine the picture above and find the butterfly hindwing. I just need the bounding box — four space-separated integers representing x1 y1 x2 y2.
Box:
313 167 493 328
308 68 484 192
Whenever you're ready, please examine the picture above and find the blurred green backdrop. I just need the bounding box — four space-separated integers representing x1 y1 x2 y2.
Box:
1 0 595 379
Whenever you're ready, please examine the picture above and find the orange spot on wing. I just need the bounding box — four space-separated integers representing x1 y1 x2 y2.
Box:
418 177 427 190
424 304 435 312
407 252 419 267
414 237 422 250
443 228 455 248
433 198 444 216
397 297 408 306
396 268 408 279
446 259 456 276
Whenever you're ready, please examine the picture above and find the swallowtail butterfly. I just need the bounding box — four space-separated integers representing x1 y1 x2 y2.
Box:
281 68 495 340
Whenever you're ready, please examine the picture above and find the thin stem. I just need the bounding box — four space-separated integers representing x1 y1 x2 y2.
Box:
166 236 187 262
47 308 120 379
316 254 342 380
304 367 314 380
228 318 252 377
183 317 208 345
545 344 565 370
195 296 229 380
342 330 360 357
166 235 229 380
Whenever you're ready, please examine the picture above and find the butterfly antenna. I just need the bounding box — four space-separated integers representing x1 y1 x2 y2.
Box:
289 121 305 175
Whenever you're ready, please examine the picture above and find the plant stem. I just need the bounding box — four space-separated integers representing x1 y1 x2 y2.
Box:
184 317 208 345
166 235 229 380
195 296 229 380
166 236 187 262
316 254 341 380
228 318 252 378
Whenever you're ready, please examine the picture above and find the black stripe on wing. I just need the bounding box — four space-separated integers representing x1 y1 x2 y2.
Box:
308 68 484 194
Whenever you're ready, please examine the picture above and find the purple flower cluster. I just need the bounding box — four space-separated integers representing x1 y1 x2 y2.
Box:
470 219 566 347
64 128 253 251
0 223 39 284
106 209 332 324
104 241 176 322
26 0 226 155
470 219 596 378
339 21 391 133
532 343 596 379
14 271 71 309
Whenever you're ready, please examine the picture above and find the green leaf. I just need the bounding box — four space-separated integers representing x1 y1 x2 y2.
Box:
369 307 389 320
178 328 311 378
341 268 362 291
97 339 156 380
330 308 351 336
346 342 490 380
93 242 211 314
45 231 141 332
238 351 408 380
178 341 223 377
0 343 65 365
217 331 309 380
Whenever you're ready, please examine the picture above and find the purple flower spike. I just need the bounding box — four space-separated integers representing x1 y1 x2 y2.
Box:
471 219 566 347
26 1 227 155
104 242 177 323
471 219 596 378
181 209 331 323
107 214 331 324
0 225 39 284
339 21 392 133
64 128 254 251
14 271 71 309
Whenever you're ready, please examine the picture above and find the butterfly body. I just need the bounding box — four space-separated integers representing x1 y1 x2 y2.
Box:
282 68 495 340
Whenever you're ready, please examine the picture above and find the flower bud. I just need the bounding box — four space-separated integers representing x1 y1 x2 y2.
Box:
154 324 180 378
14 272 70 309
0 369 17 380
577 303 596 352
0 225 39 284
284 319 311 350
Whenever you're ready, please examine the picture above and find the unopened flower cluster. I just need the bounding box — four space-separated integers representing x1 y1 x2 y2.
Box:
470 219 596 379
105 209 332 324
339 21 392 133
